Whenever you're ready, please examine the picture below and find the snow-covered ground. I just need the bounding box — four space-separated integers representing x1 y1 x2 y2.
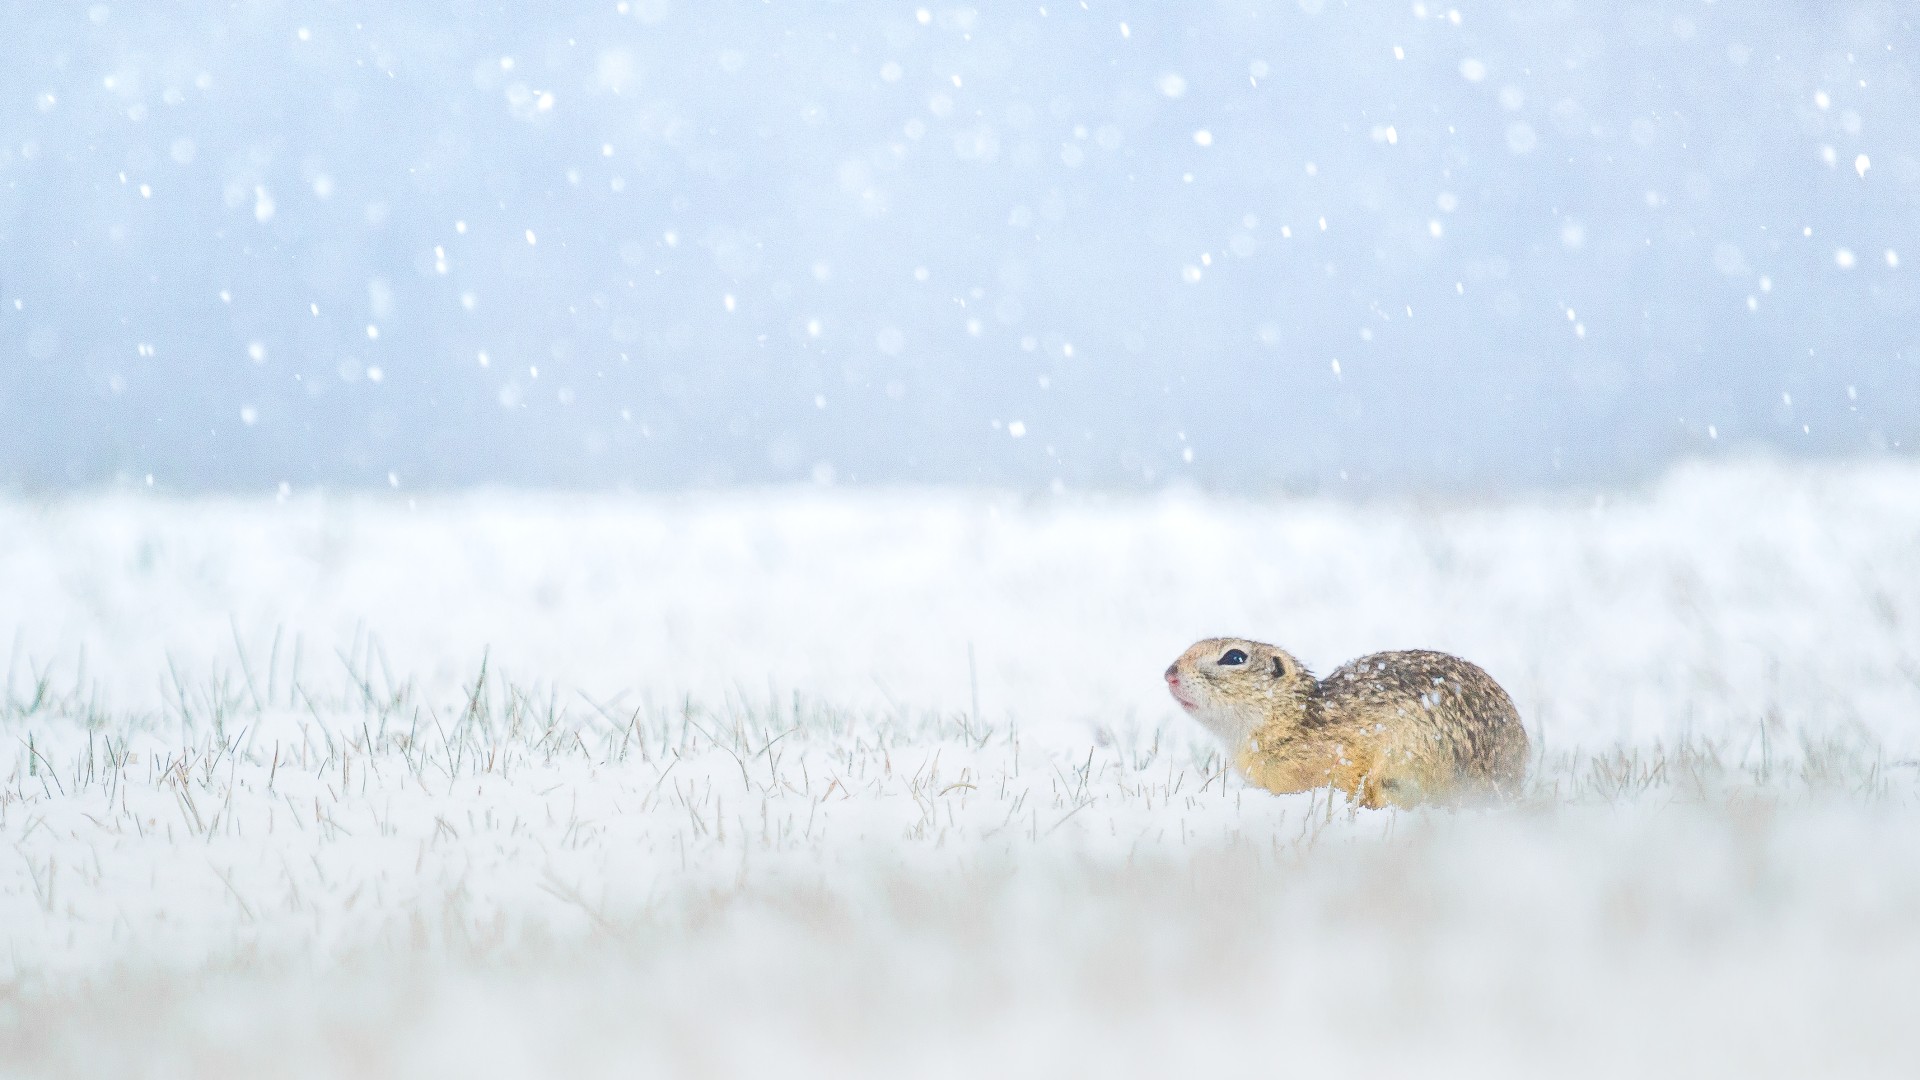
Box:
5 458 1920 1077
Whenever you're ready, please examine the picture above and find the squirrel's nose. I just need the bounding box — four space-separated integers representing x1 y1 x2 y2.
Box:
1164 664 1180 684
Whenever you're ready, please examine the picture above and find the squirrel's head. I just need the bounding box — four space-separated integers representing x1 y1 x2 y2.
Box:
1165 637 1318 746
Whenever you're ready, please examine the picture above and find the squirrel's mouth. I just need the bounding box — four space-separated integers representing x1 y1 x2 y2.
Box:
1167 682 1200 712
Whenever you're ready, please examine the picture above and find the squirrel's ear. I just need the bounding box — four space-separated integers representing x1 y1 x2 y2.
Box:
1270 656 1287 679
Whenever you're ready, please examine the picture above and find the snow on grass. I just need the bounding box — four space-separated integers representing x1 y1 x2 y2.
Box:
4 458 1920 1076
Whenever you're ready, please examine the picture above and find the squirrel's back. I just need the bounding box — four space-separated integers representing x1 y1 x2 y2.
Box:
1321 649 1529 798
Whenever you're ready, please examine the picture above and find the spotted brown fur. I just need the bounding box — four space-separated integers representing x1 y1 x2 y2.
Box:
1166 638 1528 809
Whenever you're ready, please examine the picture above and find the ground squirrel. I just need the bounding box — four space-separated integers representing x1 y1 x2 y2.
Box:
1165 637 1528 808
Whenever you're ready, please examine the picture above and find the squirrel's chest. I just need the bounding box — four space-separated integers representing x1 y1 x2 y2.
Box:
1237 733 1377 796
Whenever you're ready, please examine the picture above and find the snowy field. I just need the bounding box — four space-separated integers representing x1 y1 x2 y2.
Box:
5 458 1920 1077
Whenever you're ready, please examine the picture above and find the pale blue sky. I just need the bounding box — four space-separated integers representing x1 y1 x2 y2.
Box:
1 1 1914 492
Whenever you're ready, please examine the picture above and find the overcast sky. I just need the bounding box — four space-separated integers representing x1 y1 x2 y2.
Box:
1 1 1915 493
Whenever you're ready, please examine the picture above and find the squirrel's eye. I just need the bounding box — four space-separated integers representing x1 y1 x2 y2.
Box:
1218 649 1249 666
